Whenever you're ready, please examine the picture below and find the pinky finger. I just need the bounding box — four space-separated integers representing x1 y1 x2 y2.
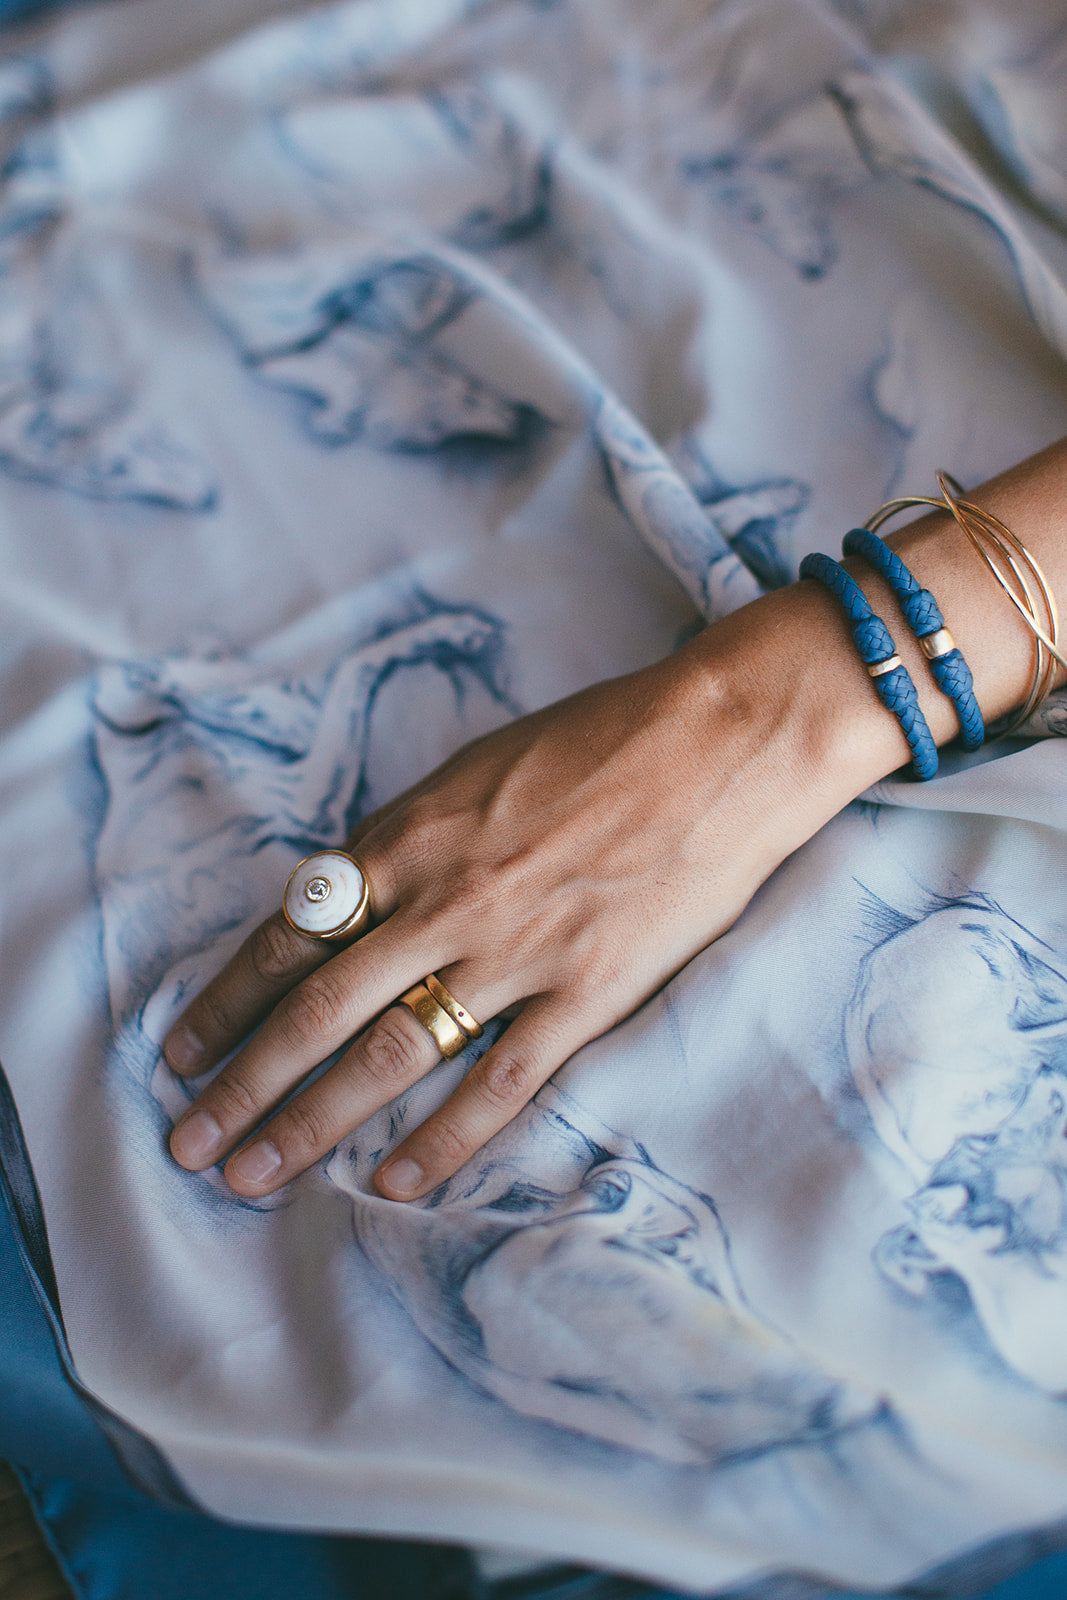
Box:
374 997 587 1201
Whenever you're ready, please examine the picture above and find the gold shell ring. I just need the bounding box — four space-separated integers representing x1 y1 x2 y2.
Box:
282 850 372 941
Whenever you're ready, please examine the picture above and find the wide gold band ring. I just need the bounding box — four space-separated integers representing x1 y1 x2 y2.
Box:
398 982 470 1059
424 973 484 1040
282 850 372 941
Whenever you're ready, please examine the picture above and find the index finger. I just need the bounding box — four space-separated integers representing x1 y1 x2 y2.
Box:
162 910 329 1076
164 834 400 1076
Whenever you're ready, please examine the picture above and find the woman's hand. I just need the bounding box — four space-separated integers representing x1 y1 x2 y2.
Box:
163 437 1067 1201
165 580 888 1202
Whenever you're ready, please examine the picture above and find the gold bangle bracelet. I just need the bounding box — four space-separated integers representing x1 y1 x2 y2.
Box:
936 473 1064 730
865 473 1065 733
937 474 1065 666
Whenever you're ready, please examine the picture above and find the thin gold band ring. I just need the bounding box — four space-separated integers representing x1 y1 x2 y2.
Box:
424 973 484 1040
398 982 471 1058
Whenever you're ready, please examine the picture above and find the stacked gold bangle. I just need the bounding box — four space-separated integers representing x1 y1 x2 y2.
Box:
867 472 1066 734
936 472 1065 729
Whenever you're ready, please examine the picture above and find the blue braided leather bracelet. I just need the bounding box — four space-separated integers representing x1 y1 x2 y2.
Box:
799 550 939 780
842 526 984 750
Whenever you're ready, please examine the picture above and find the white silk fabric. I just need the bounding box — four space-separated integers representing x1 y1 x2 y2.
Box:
2 0 1067 1592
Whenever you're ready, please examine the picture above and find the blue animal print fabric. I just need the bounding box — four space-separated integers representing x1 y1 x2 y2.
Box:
2 0 1067 1594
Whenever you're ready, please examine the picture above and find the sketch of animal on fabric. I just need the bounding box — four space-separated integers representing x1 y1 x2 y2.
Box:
0 60 214 508
828 68 1064 332
980 32 1067 229
678 58 1036 286
844 892 1067 1393
678 85 871 280
195 241 550 455
328 1084 880 1465
273 80 551 251
0 280 217 508
0 53 55 210
594 396 764 621
89 592 517 1194
846 894 1067 1176
879 1073 1067 1396
676 438 809 589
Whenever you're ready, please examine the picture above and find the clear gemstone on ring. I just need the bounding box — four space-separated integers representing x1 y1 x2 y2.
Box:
305 876 332 902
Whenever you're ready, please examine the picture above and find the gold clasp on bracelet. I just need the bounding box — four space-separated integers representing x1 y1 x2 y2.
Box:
919 627 955 659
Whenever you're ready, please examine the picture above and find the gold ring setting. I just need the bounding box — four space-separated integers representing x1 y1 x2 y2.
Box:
282 850 371 941
399 975 484 1059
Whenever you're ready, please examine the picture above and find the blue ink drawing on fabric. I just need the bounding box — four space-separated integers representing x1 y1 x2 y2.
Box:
195 242 551 454
845 892 1067 1393
0 58 216 511
328 1085 883 1466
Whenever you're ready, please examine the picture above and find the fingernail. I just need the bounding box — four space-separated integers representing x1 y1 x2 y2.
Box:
229 1140 282 1187
379 1157 423 1198
164 1026 204 1074
171 1109 222 1168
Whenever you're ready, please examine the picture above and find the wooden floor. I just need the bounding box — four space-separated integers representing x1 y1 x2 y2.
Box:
0 1464 73 1600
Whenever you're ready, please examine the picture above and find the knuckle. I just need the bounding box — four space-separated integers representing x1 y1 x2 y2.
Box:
568 941 615 999
247 917 303 985
360 1012 425 1090
391 798 441 875
189 982 238 1040
210 1072 262 1125
447 860 494 913
422 1114 470 1168
478 1052 541 1107
483 923 529 975
280 969 351 1045
275 1096 334 1158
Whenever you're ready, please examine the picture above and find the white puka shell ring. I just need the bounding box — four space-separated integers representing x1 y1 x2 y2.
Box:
282 850 371 940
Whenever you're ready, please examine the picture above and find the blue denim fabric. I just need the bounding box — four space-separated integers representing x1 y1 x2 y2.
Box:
980 1557 1067 1600
834 1552 1067 1600
14 1470 475 1600
0 0 99 22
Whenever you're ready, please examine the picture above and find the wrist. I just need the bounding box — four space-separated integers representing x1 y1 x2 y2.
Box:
674 580 925 832
666 438 1066 847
